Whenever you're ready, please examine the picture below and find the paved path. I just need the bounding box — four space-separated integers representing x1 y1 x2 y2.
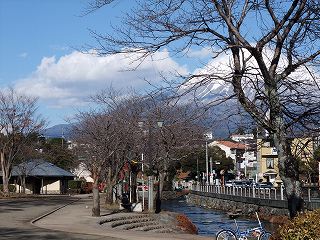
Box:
34 195 213 240
0 195 214 240
0 196 120 240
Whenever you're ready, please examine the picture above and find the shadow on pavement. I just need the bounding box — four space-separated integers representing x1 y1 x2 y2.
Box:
0 227 110 240
0 197 75 214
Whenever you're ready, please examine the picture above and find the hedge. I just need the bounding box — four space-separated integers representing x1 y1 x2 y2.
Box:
68 180 84 190
274 209 320 240
0 184 16 193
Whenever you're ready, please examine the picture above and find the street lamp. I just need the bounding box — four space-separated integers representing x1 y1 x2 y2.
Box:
204 132 213 185
138 119 164 213
206 140 209 185
155 120 164 214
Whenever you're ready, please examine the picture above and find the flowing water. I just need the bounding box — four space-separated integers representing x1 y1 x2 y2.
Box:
162 198 276 237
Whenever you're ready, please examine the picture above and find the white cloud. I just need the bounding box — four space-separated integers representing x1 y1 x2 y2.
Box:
185 47 213 58
18 52 28 58
14 50 188 108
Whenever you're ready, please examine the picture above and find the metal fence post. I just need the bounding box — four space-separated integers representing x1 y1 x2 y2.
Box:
148 176 154 212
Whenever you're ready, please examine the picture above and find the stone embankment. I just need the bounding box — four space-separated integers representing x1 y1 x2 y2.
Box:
162 190 190 200
99 211 198 234
187 193 289 223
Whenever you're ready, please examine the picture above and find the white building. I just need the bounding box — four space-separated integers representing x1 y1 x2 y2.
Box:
230 134 254 142
210 140 257 178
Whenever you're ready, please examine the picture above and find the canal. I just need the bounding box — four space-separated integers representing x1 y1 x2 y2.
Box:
162 198 276 237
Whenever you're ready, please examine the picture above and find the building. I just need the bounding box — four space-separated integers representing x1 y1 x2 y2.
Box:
4 159 74 194
256 136 318 185
230 133 254 142
209 140 256 178
256 138 279 184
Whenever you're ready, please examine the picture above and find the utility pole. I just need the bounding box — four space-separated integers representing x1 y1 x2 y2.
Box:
210 157 213 185
196 158 199 183
141 153 145 211
206 141 209 185
61 127 64 148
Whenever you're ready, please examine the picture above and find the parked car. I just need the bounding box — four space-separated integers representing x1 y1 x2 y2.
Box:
225 180 253 187
255 182 273 188
225 181 234 187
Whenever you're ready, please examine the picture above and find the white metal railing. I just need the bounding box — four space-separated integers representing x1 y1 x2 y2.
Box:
191 183 286 200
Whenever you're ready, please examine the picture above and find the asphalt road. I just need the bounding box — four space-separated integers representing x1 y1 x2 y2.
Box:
0 196 120 240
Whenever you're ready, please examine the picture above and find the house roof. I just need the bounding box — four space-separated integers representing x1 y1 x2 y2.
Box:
177 171 190 180
10 160 74 177
215 140 246 150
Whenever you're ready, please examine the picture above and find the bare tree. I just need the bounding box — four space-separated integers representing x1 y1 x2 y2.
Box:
14 133 43 194
73 88 207 214
72 111 124 216
87 0 320 218
72 91 146 216
141 95 207 194
0 88 45 195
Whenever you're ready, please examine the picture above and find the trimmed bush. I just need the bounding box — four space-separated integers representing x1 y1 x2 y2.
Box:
275 209 320 240
68 180 83 190
0 184 16 193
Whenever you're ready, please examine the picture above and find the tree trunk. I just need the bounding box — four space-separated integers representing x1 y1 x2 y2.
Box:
159 171 166 197
92 178 100 217
105 184 113 204
1 151 10 195
21 175 26 194
104 166 116 205
1 173 9 195
131 172 137 202
275 133 304 218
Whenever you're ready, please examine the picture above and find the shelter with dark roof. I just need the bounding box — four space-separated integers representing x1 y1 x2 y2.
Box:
2 159 74 194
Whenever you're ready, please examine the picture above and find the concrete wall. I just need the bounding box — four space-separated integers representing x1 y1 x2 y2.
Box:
187 190 320 220
14 179 61 194
187 191 289 219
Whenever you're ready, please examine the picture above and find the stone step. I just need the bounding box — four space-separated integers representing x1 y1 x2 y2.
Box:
109 217 155 228
99 214 149 225
134 224 167 232
99 212 182 234
151 228 175 233
120 220 159 230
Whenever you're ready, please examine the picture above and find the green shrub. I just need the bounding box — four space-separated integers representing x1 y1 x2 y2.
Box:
68 180 83 190
0 184 16 192
276 209 320 240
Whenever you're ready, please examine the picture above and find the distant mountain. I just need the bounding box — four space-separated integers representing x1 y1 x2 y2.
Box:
42 124 73 139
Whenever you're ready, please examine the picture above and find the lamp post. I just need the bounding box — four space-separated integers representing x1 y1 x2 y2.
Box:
206 140 209 185
155 120 164 214
138 121 149 211
138 120 164 213
204 132 213 185
141 153 145 211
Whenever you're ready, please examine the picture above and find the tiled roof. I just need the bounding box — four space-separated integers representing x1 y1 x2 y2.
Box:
215 140 247 150
177 171 190 180
10 159 74 177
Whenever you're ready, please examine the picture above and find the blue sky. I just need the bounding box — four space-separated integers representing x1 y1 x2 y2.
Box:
0 1 214 127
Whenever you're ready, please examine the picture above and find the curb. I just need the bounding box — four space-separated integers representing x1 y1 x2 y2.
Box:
31 198 80 225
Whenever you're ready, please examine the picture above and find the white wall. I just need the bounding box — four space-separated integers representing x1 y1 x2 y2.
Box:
210 141 234 160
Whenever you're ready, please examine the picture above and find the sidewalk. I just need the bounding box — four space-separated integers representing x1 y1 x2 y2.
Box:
33 195 214 240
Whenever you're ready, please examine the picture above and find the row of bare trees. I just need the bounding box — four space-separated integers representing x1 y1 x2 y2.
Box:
87 0 320 218
71 90 207 216
0 88 45 195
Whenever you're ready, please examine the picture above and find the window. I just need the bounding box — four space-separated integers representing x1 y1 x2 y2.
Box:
266 158 274 169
